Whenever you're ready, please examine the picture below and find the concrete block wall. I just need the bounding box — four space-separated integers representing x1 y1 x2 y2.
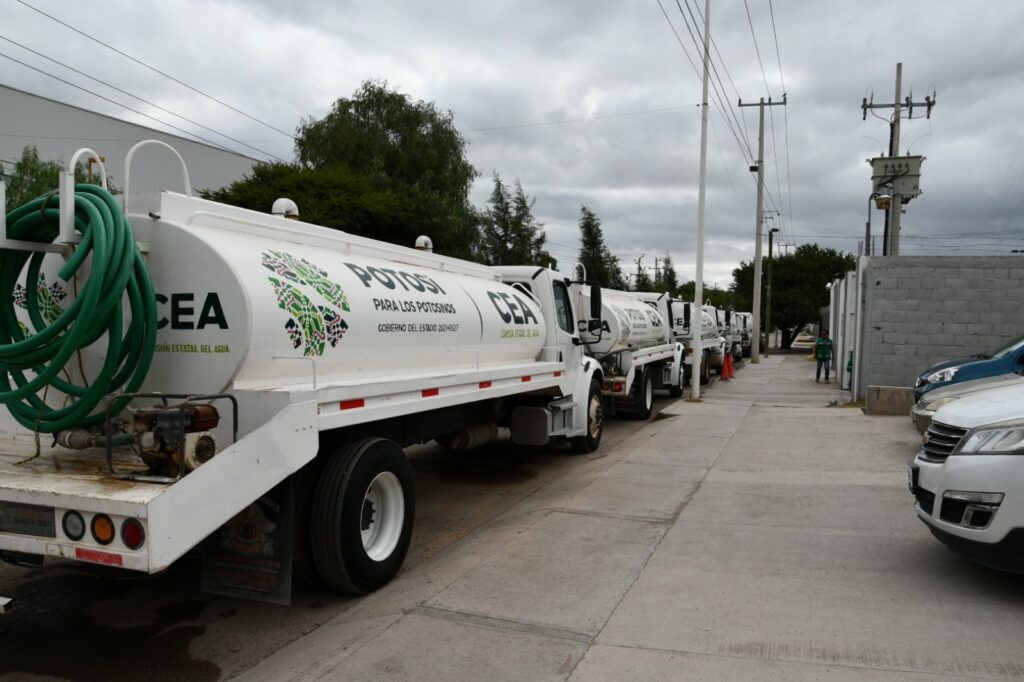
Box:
859 256 1024 393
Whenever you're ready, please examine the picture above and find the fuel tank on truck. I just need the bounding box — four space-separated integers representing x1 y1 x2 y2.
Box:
18 193 549 398
585 289 669 355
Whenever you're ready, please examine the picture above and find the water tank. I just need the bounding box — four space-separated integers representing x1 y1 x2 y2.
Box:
586 289 669 355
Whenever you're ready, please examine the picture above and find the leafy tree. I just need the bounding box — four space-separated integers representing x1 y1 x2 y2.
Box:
576 205 626 288
677 280 736 308
480 173 554 267
657 251 679 294
730 243 855 348
634 269 654 292
3 145 110 212
293 80 480 259
202 162 426 243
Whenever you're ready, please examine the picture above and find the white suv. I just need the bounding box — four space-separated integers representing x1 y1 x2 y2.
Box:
910 382 1024 571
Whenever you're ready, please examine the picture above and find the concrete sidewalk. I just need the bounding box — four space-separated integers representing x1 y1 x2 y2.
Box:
241 355 1024 681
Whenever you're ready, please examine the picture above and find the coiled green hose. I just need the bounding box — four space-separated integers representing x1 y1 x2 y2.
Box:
0 184 156 433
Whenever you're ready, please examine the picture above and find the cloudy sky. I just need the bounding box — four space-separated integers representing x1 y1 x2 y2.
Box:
3 0 1023 286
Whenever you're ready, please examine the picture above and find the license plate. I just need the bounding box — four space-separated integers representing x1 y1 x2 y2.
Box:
0 501 56 538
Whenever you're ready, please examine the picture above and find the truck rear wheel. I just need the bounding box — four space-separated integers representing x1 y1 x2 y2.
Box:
311 438 415 594
571 379 604 453
631 369 654 420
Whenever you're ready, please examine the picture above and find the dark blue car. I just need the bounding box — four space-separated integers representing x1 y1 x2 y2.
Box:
913 333 1024 400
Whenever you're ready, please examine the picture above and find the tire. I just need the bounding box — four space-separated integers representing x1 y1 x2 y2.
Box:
668 366 684 398
700 353 711 385
571 379 605 453
311 438 415 594
292 460 324 588
631 369 654 420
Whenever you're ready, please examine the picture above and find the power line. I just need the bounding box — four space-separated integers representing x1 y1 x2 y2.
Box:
655 0 753 164
742 0 773 96
0 33 285 161
15 0 294 140
0 51 242 155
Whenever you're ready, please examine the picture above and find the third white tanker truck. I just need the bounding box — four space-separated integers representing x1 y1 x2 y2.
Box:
0 141 607 607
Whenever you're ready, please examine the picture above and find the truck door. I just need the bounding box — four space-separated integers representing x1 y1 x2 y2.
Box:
552 280 581 367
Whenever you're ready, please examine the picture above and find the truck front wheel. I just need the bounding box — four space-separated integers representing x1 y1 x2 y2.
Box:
632 369 654 420
700 353 711 385
571 379 604 453
311 438 415 594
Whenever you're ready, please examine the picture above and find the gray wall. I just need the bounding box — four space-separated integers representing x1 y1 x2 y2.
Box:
1 84 259 196
860 256 1024 390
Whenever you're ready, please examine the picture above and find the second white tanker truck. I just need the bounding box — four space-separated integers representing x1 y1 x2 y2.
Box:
572 288 683 418
0 141 608 606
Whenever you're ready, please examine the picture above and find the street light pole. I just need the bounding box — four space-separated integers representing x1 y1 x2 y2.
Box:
765 227 780 355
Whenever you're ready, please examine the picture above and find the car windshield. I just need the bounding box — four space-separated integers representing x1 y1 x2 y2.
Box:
988 332 1024 359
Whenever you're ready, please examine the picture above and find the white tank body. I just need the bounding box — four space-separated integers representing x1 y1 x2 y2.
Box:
587 289 669 355
124 196 548 395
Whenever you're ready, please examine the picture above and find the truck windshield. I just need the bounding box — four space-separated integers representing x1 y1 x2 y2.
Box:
989 333 1024 359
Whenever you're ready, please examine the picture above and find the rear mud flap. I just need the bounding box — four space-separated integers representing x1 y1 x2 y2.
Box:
201 479 294 605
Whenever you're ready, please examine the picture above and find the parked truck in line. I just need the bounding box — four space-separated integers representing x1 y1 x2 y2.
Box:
734 312 753 357
0 142 607 607
574 287 682 418
653 298 722 386
714 308 743 363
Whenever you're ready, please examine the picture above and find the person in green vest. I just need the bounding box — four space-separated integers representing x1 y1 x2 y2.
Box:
815 329 834 383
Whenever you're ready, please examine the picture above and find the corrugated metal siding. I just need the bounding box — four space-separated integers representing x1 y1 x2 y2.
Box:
0 85 262 196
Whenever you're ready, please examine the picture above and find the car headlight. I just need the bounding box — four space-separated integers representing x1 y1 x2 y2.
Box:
926 366 960 384
924 396 959 412
957 420 1024 455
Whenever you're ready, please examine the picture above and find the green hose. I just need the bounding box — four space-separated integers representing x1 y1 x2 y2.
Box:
0 184 157 433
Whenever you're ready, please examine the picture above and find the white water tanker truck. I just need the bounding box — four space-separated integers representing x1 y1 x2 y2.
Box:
0 142 606 607
572 288 682 418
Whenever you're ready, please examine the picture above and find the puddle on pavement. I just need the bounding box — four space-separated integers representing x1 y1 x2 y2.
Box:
0 569 221 681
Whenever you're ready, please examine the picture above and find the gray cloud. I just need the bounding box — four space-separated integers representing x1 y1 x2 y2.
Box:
4 0 1024 284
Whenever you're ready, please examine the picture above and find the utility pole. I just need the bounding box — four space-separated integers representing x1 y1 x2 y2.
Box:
738 94 787 363
689 0 710 402
862 63 936 255
635 255 644 285
765 226 780 356
653 257 661 285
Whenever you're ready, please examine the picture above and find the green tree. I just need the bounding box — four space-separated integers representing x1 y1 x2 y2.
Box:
657 251 679 294
202 162 423 242
3 146 109 212
293 80 480 259
480 174 554 267
677 280 736 308
576 205 625 288
634 269 654 292
730 243 855 348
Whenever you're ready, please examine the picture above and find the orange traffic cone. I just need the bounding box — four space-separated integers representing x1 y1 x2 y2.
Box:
721 353 732 381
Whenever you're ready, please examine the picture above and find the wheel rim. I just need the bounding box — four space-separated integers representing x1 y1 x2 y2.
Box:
644 376 653 410
360 472 405 562
588 394 603 438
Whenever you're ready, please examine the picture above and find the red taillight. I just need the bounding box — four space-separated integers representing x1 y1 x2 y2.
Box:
687 347 694 354
422 388 439 397
339 399 365 410
613 382 624 392
121 518 146 550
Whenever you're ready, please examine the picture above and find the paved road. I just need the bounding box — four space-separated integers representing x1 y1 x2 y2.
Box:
0 390 682 681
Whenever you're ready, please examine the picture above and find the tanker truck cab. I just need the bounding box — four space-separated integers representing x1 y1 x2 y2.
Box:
0 141 608 608
489 267 606 453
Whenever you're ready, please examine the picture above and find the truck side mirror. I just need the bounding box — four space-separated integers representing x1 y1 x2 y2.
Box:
683 304 691 326
590 285 602 320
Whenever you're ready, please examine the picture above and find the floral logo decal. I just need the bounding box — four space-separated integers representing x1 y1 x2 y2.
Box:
262 250 350 357
13 274 67 337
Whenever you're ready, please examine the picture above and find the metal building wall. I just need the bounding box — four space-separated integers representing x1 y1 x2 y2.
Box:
0 85 261 196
